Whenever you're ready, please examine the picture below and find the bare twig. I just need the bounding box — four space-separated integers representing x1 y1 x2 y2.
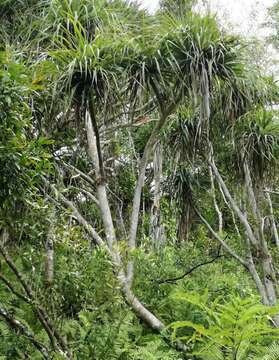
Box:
157 247 225 284
42 178 104 246
61 161 96 189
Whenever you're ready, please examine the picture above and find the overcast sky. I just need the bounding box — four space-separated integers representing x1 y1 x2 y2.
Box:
139 0 276 37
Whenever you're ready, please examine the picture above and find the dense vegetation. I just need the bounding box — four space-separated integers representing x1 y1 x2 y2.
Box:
1 0 279 359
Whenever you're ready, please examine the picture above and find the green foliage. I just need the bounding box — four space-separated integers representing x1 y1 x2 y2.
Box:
267 1 279 49
253 342 279 360
159 0 197 18
0 54 53 225
170 293 279 359
1 1 279 360
234 108 279 181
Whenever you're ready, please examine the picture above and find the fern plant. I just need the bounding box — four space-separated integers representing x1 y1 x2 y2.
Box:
252 342 279 360
169 292 279 360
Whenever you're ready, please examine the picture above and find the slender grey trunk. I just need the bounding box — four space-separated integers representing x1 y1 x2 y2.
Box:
266 190 279 251
243 209 269 305
243 160 277 305
85 105 171 334
242 157 264 242
209 154 279 315
197 210 248 267
128 109 171 285
218 182 241 238
209 165 223 234
45 212 55 287
150 142 165 249
209 157 258 246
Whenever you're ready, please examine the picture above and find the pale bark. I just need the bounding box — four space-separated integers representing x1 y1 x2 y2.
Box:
45 212 55 287
262 256 277 305
78 188 99 206
243 160 266 249
209 165 223 234
121 280 164 331
196 210 248 267
243 159 260 221
266 190 279 251
58 191 104 246
247 258 269 305
128 110 170 283
85 105 171 334
242 162 277 305
86 107 116 251
62 161 96 189
208 156 278 311
218 182 241 238
242 212 269 305
200 67 210 122
150 142 165 248
209 157 258 246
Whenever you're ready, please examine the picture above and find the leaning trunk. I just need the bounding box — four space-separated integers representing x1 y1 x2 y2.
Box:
209 154 279 321
85 103 169 333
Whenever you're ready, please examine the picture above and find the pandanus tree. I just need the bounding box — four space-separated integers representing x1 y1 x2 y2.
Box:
233 109 279 307
45 8 181 334
163 39 279 315
165 107 204 242
0 0 249 356
40 0 244 343
199 76 279 314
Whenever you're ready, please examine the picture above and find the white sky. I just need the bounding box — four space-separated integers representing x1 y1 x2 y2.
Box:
139 0 276 37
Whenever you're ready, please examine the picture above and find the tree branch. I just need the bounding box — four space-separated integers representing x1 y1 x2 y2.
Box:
0 272 30 303
0 230 71 358
127 102 177 285
266 190 279 251
86 108 117 251
42 179 104 247
209 165 223 234
88 95 105 179
195 209 248 268
157 247 225 284
0 307 49 359
209 156 258 247
61 161 96 189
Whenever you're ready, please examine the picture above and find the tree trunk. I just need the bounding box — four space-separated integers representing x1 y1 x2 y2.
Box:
242 160 278 305
266 190 279 251
0 306 49 359
209 155 279 317
177 204 192 242
209 165 223 234
45 213 55 287
150 142 165 249
85 104 170 333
